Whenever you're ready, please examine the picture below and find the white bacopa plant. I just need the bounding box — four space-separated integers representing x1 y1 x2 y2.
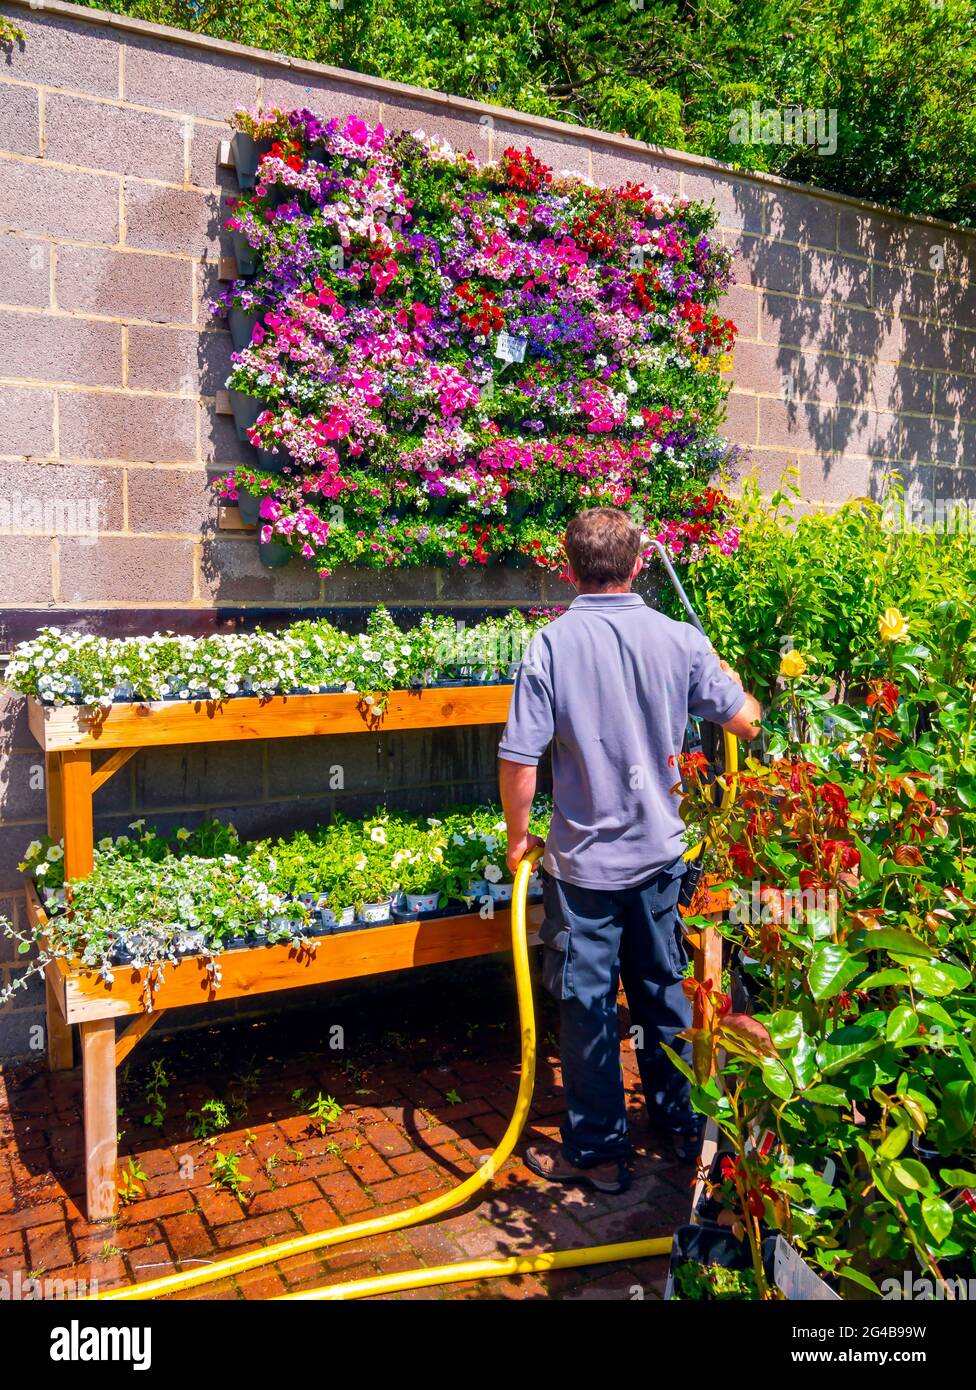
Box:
4 607 546 709
2 799 553 1008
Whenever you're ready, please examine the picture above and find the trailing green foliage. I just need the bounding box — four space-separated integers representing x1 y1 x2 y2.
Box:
73 0 976 224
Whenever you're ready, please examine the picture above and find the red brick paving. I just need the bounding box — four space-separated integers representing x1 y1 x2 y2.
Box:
0 964 692 1300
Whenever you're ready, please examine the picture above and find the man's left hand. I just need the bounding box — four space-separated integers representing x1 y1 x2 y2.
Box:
506 833 545 877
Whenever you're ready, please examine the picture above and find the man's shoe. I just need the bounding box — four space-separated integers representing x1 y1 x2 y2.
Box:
646 1105 704 1164
524 1143 631 1194
669 1125 704 1163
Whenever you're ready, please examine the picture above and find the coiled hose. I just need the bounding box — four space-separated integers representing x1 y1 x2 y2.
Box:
99 732 736 1302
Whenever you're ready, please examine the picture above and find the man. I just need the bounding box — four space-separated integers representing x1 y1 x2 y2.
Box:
498 507 761 1194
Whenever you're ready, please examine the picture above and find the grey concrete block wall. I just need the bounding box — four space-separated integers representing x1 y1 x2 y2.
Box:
0 0 974 1054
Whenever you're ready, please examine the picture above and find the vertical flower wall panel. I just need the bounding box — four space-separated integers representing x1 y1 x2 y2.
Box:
216 111 743 573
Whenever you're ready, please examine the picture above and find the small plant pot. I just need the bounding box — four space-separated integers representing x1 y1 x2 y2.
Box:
303 917 331 938
111 940 133 966
228 305 261 350
425 494 454 517
319 903 355 930
230 132 272 190
466 878 490 900
666 1223 756 1301
221 933 250 951
258 538 292 569
230 227 258 277
358 899 394 926
487 881 514 903
404 891 441 915
911 1132 944 1171
235 491 261 526
504 494 533 523
247 923 269 947
229 389 267 443
256 447 288 474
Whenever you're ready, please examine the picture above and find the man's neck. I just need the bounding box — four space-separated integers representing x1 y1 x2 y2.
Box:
574 583 634 596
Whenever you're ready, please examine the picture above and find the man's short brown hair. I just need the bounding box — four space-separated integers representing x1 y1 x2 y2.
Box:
564 508 641 586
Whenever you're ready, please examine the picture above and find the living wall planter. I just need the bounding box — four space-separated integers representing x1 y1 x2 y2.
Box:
256 446 288 474
235 490 261 526
213 109 742 574
230 131 272 189
229 388 267 442
228 305 261 350
229 228 258 277
258 537 292 569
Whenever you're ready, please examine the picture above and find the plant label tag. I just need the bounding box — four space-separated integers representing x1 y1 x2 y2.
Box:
494 332 527 364
771 1235 841 1301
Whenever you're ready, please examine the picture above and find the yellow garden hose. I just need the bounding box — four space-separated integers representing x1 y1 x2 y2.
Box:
683 728 738 862
277 1236 672 1301
98 730 736 1303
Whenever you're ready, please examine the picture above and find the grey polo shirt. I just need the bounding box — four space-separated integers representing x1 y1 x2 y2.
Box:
498 592 746 889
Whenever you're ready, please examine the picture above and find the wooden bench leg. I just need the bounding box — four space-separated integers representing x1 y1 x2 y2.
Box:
81 1018 117 1222
45 974 74 1071
692 918 724 1031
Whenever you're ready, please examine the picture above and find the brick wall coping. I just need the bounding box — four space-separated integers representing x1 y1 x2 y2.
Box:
4 0 975 245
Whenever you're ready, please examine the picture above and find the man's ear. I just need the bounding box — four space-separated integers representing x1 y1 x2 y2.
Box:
630 556 644 581
566 567 579 587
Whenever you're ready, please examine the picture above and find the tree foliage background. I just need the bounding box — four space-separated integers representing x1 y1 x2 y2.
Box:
74 0 976 226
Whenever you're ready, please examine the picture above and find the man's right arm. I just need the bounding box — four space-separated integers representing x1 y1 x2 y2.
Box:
717 660 762 741
688 638 762 741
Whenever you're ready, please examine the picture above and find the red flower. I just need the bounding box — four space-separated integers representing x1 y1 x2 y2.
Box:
820 782 850 825
867 679 899 716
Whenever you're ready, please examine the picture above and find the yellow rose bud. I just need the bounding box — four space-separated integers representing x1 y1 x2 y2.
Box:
779 650 808 679
878 607 909 643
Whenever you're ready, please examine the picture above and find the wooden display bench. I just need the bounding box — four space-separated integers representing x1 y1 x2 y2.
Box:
25 684 722 1221
26 685 513 1219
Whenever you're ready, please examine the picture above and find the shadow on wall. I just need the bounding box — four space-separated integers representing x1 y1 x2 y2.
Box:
720 178 974 508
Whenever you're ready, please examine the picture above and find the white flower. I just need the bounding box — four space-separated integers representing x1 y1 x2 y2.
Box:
23 840 42 860
175 828 191 842
484 863 503 883
370 826 387 844
46 846 64 862
354 853 368 871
